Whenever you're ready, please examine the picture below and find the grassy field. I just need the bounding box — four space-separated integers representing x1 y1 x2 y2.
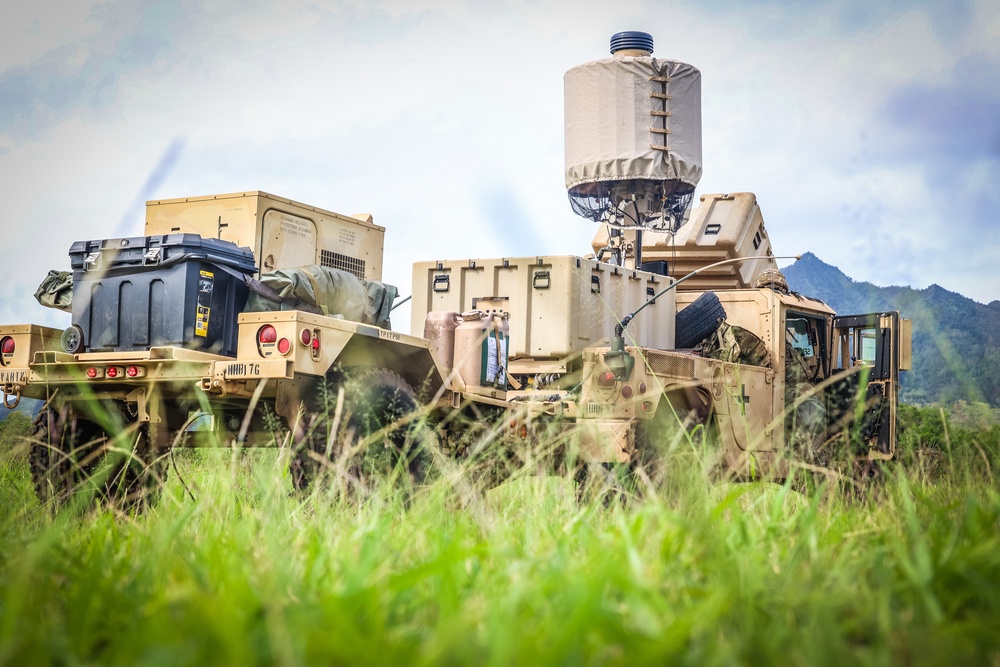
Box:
0 407 998 666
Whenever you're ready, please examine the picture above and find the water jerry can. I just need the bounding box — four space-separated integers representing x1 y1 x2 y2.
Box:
454 309 509 389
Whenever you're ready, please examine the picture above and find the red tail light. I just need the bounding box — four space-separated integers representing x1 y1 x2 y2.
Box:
0 336 14 355
106 366 119 378
596 370 617 388
86 367 103 379
258 325 278 344
126 365 146 378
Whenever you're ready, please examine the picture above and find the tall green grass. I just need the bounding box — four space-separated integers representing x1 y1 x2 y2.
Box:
0 406 998 665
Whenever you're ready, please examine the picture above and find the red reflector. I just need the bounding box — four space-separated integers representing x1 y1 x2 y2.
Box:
277 338 291 355
638 382 647 394
597 370 617 387
258 325 278 344
621 385 633 399
0 336 14 355
300 328 312 346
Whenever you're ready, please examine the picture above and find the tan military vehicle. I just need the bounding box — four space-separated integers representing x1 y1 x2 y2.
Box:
409 32 912 482
2 191 450 505
411 191 911 482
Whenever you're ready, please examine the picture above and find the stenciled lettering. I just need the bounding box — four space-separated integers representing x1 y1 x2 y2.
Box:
0 370 26 384
225 363 260 377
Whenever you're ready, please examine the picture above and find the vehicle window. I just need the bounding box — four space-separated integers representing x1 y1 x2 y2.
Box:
857 327 877 365
786 318 814 358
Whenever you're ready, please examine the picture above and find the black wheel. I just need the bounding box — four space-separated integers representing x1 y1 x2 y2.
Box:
29 400 167 512
574 462 636 506
291 369 436 494
632 405 678 492
633 394 715 492
60 325 84 354
675 291 726 349
30 402 103 507
102 422 169 511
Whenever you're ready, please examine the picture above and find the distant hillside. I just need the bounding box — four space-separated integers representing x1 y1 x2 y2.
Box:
0 398 42 423
784 253 1000 407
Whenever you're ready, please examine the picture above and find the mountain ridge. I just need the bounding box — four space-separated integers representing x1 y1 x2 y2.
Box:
784 253 1000 406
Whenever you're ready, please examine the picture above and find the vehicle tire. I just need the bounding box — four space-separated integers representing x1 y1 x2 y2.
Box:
633 393 715 492
29 400 167 512
101 422 169 512
291 369 436 494
632 403 681 491
29 402 102 507
574 462 636 506
675 291 726 349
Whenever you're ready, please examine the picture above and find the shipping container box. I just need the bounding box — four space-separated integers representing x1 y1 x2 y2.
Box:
144 191 384 281
592 192 778 291
412 256 676 372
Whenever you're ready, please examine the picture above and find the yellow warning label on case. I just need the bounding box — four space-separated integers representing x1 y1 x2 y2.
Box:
196 269 214 337
195 306 211 337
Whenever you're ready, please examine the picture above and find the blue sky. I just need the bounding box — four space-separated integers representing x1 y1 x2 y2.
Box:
2 0 998 332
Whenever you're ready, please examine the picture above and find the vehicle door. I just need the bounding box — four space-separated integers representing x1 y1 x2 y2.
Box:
829 312 911 459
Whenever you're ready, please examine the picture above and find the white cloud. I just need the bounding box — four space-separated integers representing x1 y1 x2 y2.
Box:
0 3 104 68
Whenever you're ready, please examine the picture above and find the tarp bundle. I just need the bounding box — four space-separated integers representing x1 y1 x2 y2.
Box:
244 265 398 329
34 270 73 312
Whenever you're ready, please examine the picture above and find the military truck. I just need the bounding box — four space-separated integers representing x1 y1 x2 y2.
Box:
1 191 451 506
407 32 912 482
411 191 911 482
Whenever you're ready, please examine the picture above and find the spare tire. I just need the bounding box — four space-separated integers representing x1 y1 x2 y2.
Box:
675 291 726 349
291 368 435 493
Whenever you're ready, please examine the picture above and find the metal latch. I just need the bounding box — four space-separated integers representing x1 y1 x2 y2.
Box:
143 247 162 265
532 270 550 289
84 251 101 272
591 274 601 294
433 274 450 292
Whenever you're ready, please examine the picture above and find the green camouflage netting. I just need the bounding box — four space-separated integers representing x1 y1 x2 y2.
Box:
697 321 771 368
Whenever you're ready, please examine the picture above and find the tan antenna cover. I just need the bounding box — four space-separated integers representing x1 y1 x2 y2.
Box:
564 57 703 194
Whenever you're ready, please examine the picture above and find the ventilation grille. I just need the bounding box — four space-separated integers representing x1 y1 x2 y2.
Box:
647 354 695 379
320 250 365 279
